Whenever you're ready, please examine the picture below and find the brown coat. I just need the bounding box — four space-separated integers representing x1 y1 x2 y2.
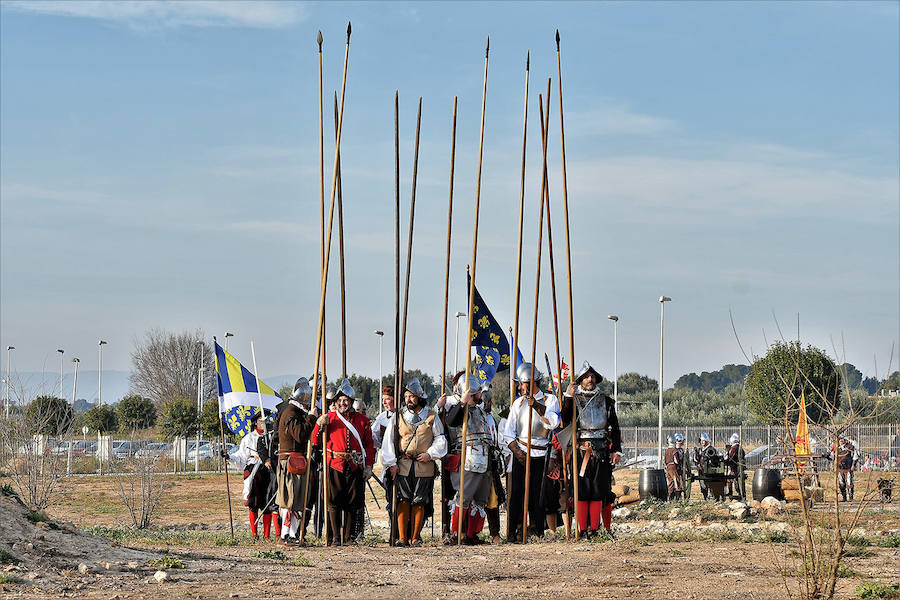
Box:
398 409 437 478
277 401 316 454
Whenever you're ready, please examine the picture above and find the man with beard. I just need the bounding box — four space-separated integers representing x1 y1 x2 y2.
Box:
501 362 561 541
381 378 446 546
312 379 375 545
436 373 493 545
563 361 622 536
274 377 317 544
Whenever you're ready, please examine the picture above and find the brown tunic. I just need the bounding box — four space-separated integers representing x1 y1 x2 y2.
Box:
278 401 316 454
397 409 438 478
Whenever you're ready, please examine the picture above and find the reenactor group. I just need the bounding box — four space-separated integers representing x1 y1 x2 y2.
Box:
225 358 626 545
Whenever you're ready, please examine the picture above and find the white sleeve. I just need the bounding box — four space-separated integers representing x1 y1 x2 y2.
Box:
381 415 397 467
542 394 561 430
428 416 448 460
372 412 385 449
500 400 519 445
230 434 253 470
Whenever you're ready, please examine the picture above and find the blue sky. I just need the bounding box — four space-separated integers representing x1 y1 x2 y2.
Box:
1 1 898 400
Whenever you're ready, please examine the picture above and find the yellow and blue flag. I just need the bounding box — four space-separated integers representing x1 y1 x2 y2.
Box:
214 340 280 437
467 274 511 386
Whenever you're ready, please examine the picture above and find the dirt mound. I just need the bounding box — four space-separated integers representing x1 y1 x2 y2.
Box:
1 494 157 592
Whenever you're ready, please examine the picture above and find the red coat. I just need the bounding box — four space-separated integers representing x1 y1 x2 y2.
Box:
312 409 375 472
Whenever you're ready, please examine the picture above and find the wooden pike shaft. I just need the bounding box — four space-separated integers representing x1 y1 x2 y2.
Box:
508 52 529 541
556 29 581 540
335 91 348 378
439 97 458 537
215 336 235 539
398 97 423 390
310 21 352 546
390 91 400 546
458 36 489 546
523 87 551 544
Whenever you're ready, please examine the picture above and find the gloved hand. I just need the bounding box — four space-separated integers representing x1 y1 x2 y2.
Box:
363 465 373 480
512 445 528 466
316 414 329 427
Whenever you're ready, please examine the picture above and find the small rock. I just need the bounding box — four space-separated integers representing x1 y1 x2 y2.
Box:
126 562 139 570
760 496 783 509
730 507 750 520
154 570 168 583
636 574 645 580
77 563 91 575
668 509 679 519
100 562 112 570
612 507 631 519
229 594 239 598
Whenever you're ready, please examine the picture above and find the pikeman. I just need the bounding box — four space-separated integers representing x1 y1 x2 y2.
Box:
436 373 493 545
381 377 447 546
563 361 622 536
275 377 317 544
724 432 746 500
481 386 507 545
663 434 684 501
501 362 561 541
312 379 375 545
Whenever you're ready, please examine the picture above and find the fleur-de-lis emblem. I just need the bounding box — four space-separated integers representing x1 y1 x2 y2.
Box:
500 353 510 366
478 369 486 380
489 332 500 345
471 329 477 341
485 354 495 366
473 305 479 313
478 316 489 329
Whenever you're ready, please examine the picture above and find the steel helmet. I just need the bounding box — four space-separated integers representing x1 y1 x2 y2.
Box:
480 385 493 403
335 378 355 400
729 433 739 445
455 373 482 397
674 433 685 444
515 362 543 384
666 435 674 446
699 432 711 444
573 360 604 384
290 377 312 404
404 377 427 401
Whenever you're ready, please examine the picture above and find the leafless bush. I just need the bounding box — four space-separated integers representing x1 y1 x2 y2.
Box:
129 328 215 408
113 435 171 529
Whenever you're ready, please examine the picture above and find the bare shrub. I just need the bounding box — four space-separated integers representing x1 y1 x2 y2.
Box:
113 436 170 529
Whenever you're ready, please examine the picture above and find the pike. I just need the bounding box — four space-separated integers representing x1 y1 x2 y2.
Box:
391 96 423 545
556 28 581 540
213 336 235 539
523 86 551 544
457 35 489 546
309 21 352 547
389 90 401 546
335 91 348 379
508 51 530 541
438 96 458 537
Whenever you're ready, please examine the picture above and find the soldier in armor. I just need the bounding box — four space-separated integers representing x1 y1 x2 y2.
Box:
274 377 318 544
312 379 374 545
675 433 691 500
663 434 684 501
835 433 858 501
562 361 622 536
436 373 493 545
501 362 561 540
381 378 447 546
724 432 746 500
481 386 507 544
223 410 278 541
694 432 724 501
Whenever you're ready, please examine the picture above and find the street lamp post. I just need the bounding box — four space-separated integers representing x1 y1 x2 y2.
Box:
195 340 204 473
5 346 13 418
657 297 672 469
57 349 64 399
607 316 618 404
374 331 384 393
224 332 234 352
68 358 80 474
453 311 466 375
98 340 107 406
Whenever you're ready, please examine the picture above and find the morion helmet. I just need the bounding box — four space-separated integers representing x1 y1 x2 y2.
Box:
291 377 312 404
404 377 427 401
573 360 604 385
515 362 543 384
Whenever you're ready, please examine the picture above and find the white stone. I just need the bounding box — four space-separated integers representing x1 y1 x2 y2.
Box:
760 496 782 509
612 507 631 519
154 570 168 583
77 563 91 575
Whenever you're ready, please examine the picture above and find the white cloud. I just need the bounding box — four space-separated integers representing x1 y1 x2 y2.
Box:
3 1 305 29
567 104 678 137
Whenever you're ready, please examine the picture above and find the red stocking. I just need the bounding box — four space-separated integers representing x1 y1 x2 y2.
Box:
589 501 603 531
601 502 613 531
451 506 461 537
576 500 590 533
262 513 272 539
248 510 258 538
272 513 281 537
466 511 485 539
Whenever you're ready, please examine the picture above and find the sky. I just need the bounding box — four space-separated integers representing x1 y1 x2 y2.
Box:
1 1 898 402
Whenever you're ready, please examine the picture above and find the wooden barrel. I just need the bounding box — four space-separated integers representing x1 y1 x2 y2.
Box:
638 468 668 501
752 468 783 501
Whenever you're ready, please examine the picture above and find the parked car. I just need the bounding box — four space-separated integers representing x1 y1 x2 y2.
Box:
113 440 134 459
133 442 170 458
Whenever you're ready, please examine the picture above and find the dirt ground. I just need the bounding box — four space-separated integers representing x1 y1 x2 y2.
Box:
1 470 898 599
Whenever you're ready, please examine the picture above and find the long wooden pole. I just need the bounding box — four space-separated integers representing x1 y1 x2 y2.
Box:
335 91 348 379
539 83 569 539
523 87 551 544
508 51 530 542
556 29 581 540
439 97 458 538
457 36 490 546
309 21 351 547
389 91 401 547
214 336 235 539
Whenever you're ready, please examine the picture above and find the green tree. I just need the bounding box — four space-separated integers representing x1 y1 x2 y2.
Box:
836 363 863 391
615 372 658 396
878 371 900 394
159 398 197 441
83 404 119 433
745 341 840 425
25 396 74 436
674 364 750 393
198 397 223 439
116 395 157 431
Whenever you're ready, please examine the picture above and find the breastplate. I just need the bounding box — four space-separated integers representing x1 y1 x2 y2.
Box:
514 397 551 443
578 392 608 432
466 406 492 442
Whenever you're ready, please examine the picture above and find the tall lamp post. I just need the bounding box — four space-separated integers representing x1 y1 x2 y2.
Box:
657 297 672 469
607 316 618 404
453 311 466 375
195 340 205 473
57 349 65 399
68 357 80 474
224 332 234 352
6 346 14 418
98 340 107 406
373 330 384 393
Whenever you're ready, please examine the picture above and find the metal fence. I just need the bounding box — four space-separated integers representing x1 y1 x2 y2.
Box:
619 423 900 471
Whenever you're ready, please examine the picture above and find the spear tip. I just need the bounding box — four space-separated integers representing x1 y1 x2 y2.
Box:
555 29 560 49
346 21 352 41
317 30 323 48
526 50 530 70
485 36 490 57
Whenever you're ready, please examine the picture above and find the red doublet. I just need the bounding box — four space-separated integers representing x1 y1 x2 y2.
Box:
312 410 375 473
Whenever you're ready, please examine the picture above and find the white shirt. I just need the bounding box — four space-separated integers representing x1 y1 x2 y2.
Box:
230 429 261 470
381 406 447 468
501 391 561 457
372 409 393 449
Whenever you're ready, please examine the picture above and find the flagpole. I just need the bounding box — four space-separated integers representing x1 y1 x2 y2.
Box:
509 51 530 542
556 29 581 540
249 342 267 419
439 96 458 539
335 91 348 379
390 90 401 547
214 337 235 539
458 36 489 546
523 87 551 544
